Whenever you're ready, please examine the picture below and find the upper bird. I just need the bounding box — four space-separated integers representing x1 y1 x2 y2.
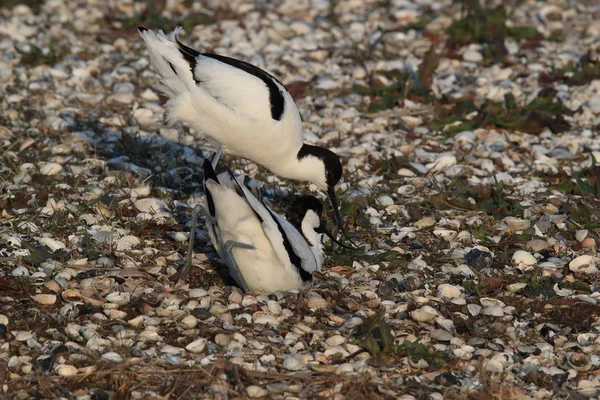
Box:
138 26 349 234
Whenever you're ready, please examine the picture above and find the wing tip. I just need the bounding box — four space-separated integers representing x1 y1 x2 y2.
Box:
203 159 220 184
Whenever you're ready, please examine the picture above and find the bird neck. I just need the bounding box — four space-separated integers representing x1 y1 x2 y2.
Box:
271 145 327 188
301 213 324 267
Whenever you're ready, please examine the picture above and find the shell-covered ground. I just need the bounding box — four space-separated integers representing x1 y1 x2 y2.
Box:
2 0 600 399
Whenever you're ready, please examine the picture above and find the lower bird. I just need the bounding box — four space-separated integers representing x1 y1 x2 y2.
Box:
138 26 352 240
179 160 333 293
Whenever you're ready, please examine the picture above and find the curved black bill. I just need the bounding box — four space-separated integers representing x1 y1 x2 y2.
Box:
316 222 355 249
327 186 359 249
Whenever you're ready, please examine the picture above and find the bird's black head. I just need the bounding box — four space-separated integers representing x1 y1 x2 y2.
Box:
297 144 342 188
286 195 323 229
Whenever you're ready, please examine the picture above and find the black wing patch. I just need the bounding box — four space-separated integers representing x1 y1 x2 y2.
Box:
267 209 313 283
175 37 202 85
174 36 285 121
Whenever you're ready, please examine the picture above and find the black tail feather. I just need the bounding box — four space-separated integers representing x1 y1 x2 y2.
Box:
203 159 219 217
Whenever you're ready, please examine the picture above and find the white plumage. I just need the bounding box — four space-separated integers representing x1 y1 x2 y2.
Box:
202 160 323 294
138 26 353 241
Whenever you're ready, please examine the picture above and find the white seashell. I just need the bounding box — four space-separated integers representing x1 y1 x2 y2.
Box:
325 335 346 347
56 365 78 377
38 162 63 175
512 250 537 266
104 309 127 319
39 238 66 252
427 153 457 173
480 298 505 307
170 232 189 242
114 235 140 251
431 329 453 342
467 304 481 316
437 284 462 299
186 338 207 353
481 305 504 317
253 314 279 326
0 314 8 325
283 355 305 371
397 184 416 195
12 266 30 277
376 196 394 206
577 379 597 397
130 186 151 198
101 352 124 362
507 283 527 293
569 255 597 274
453 345 474 360
484 359 504 373
415 217 436 229
433 229 457 242
463 49 483 63
411 306 439 322
31 294 57 305
134 198 169 214
246 386 268 398
106 292 130 306
576 230 589 243
180 315 198 329
138 330 162 341
266 300 282 315
306 295 328 310
526 239 548 252
503 217 530 231
15 331 34 341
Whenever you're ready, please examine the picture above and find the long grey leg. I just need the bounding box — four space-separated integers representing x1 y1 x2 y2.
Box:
177 204 204 283
211 145 223 169
223 240 254 292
